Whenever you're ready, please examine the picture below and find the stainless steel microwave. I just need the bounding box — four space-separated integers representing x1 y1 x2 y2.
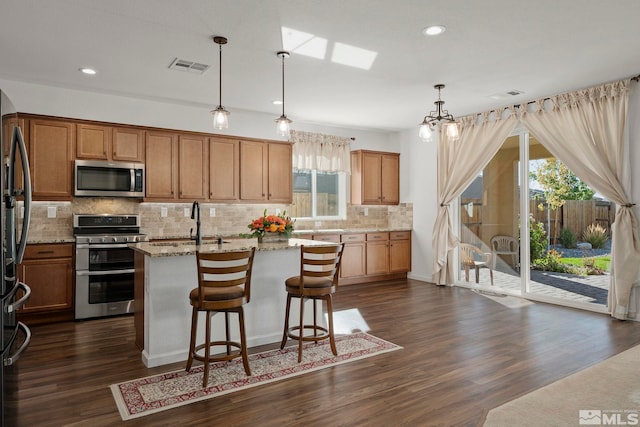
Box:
74 160 145 198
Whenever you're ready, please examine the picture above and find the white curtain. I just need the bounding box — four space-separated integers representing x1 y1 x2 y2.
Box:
521 79 640 319
290 130 351 173
432 109 519 285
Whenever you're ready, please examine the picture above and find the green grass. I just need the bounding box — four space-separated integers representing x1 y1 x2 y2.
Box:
560 256 610 271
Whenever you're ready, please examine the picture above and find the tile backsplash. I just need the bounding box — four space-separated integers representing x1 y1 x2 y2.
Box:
23 198 413 242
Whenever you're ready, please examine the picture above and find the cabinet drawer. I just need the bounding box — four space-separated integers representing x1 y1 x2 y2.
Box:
313 234 340 242
390 231 411 240
24 243 73 260
341 233 365 242
366 232 389 241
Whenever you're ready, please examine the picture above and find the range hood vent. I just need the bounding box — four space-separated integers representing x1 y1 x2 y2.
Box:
168 58 210 74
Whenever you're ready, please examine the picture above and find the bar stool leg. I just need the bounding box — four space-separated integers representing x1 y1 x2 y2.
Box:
280 293 292 349
238 308 251 376
297 296 305 363
313 298 318 338
186 307 198 371
203 310 212 388
326 295 337 356
225 312 231 356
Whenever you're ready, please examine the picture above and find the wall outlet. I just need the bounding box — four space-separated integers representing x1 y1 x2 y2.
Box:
364 207 369 216
20 206 24 218
209 208 216 217
160 207 168 217
47 206 57 218
184 207 190 217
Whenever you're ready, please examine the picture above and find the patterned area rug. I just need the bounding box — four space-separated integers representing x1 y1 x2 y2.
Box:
111 332 401 420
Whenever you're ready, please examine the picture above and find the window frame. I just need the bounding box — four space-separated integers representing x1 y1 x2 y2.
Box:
292 169 347 220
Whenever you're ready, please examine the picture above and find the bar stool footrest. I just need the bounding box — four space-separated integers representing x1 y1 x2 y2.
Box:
286 324 330 343
191 341 243 364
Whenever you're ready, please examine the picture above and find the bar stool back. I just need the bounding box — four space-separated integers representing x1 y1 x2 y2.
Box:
186 248 255 388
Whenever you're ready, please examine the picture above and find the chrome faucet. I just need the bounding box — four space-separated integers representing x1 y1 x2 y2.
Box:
190 201 202 245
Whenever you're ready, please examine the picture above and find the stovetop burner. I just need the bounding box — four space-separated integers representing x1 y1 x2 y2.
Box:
73 214 147 244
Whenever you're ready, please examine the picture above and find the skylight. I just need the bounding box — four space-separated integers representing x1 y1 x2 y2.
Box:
281 26 327 59
331 42 378 70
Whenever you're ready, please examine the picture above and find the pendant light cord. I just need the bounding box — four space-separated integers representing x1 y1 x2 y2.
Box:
281 54 285 116
218 43 223 107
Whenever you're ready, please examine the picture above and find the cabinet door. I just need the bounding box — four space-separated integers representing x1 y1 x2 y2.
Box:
362 152 382 204
390 238 411 273
209 137 239 201
76 123 111 160
267 142 292 202
30 119 74 199
340 242 366 278
178 135 208 200
381 153 399 204
240 140 267 201
145 131 177 199
112 127 144 162
366 240 389 275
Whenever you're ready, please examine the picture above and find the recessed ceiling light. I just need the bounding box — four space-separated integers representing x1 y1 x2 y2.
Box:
423 25 446 36
272 100 283 105
79 67 97 75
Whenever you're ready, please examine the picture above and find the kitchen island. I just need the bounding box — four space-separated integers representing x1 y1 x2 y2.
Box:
130 238 338 368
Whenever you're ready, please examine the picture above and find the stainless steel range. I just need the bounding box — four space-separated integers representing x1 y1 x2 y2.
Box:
73 214 147 320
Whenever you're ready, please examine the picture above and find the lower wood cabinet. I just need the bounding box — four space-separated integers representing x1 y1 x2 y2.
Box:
17 243 74 324
389 231 412 273
340 233 366 279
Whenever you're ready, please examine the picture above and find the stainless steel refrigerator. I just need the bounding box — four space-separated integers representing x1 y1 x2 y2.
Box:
1 90 32 425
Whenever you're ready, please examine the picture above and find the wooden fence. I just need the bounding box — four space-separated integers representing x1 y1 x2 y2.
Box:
461 198 615 243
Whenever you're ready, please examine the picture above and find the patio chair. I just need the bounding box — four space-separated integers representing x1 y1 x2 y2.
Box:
490 235 519 270
459 243 494 286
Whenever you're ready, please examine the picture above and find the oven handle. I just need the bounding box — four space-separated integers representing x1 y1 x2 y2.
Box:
5 282 31 313
77 243 131 249
76 268 135 276
4 322 32 366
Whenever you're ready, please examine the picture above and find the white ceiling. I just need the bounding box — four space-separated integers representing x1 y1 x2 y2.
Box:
2 0 640 133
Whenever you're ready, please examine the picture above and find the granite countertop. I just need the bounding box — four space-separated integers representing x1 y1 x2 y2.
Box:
27 237 76 244
292 228 411 235
129 237 338 257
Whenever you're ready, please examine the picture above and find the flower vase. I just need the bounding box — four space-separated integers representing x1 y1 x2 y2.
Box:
258 233 289 243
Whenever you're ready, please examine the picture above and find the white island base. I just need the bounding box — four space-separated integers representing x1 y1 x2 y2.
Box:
133 239 335 368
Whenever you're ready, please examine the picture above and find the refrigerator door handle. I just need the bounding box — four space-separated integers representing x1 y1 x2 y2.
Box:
13 125 32 265
5 282 31 313
3 322 32 366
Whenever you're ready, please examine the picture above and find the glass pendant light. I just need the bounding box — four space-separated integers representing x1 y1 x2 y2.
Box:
275 51 292 137
211 36 230 130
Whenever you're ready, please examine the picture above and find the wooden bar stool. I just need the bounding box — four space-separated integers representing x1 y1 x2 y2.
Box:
186 248 255 388
280 244 344 363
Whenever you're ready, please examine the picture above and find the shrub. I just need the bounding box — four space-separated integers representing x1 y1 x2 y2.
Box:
583 223 608 249
532 249 586 275
559 228 577 249
582 257 605 275
529 217 548 262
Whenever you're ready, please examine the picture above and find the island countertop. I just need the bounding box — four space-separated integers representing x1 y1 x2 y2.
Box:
129 237 337 257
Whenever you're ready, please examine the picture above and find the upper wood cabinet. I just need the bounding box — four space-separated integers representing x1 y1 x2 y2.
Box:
145 131 178 200
29 119 74 200
77 124 144 162
209 137 239 201
240 140 292 203
350 150 399 205
178 134 208 200
2 116 28 195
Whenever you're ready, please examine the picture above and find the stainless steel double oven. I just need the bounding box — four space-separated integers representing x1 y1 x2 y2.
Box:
74 214 147 320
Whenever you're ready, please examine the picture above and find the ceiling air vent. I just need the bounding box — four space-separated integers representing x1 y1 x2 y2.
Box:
168 58 210 74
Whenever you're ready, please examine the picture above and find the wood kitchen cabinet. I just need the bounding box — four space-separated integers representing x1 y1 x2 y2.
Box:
339 233 366 279
350 150 400 205
389 231 412 273
145 130 178 200
178 134 208 200
76 124 145 163
366 232 390 275
209 137 239 201
29 118 75 200
17 243 74 325
2 115 28 194
240 140 292 203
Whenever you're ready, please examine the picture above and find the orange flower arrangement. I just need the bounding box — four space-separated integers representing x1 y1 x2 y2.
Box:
248 209 294 238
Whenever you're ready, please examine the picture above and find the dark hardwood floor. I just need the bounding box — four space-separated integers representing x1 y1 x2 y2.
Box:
8 279 640 426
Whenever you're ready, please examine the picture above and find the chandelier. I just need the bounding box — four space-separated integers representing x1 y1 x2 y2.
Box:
275 51 292 137
211 36 230 130
418 84 459 142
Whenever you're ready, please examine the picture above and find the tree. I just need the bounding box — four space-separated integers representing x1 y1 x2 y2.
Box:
529 159 595 245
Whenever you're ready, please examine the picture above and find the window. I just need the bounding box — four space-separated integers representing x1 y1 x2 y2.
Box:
291 170 346 219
